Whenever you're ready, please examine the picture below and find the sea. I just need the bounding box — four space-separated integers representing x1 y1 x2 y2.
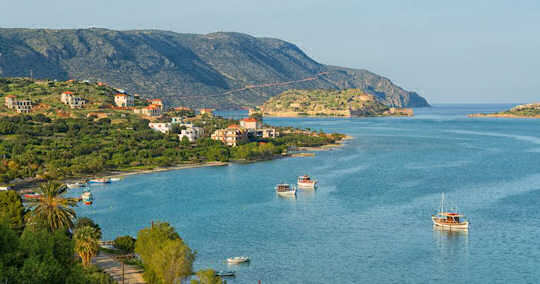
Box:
71 104 540 283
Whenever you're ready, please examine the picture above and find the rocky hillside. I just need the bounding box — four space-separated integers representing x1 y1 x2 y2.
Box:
257 89 413 117
0 28 429 109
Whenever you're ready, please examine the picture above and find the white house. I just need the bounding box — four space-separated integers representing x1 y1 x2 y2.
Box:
114 93 134 107
178 126 204 142
148 122 172 134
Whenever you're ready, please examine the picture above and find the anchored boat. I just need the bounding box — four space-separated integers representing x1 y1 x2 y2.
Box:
275 183 296 196
215 271 236 277
67 182 87 189
432 193 469 230
88 178 111 184
81 189 94 205
227 256 249 264
297 175 317 189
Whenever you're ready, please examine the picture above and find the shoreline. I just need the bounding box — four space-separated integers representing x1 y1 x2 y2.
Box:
468 113 540 119
296 135 353 151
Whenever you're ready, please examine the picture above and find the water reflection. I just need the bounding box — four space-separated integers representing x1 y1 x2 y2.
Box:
433 226 469 255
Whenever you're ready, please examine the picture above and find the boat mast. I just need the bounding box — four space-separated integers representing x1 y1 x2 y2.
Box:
440 193 445 214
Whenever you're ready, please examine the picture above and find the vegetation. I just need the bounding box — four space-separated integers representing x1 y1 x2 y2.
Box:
25 181 79 232
113 235 136 253
258 89 412 117
74 217 103 239
74 225 101 267
190 269 222 284
135 222 196 284
470 103 540 118
0 28 429 108
0 190 25 231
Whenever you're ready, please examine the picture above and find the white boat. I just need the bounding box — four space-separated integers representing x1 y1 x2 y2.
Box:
297 175 317 189
275 184 296 196
432 193 469 230
67 182 87 189
88 178 111 184
81 189 94 205
110 178 122 182
215 271 235 277
227 256 249 264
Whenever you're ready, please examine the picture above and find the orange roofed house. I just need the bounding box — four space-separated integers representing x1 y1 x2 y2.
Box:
60 91 86 109
211 124 248 147
199 108 214 116
114 93 134 107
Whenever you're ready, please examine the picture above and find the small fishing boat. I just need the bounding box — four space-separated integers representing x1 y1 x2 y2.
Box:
67 182 87 189
215 271 236 277
110 178 121 182
81 189 94 205
297 175 317 189
432 193 469 230
227 256 249 264
275 183 296 196
88 178 111 184
23 192 41 199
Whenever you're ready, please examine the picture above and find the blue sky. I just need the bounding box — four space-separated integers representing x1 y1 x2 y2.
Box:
1 0 539 103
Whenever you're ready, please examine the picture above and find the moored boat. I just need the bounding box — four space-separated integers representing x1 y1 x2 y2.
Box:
88 178 111 184
23 192 41 199
81 189 94 205
275 183 296 196
67 182 87 189
432 193 469 230
227 256 249 264
297 175 317 189
215 270 236 277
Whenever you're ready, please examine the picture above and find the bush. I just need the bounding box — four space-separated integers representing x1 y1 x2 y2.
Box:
113 235 136 253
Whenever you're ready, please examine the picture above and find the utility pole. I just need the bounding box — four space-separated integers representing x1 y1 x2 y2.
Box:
30 69 33 80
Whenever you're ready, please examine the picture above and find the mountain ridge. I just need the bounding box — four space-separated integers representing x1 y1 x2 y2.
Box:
0 28 429 108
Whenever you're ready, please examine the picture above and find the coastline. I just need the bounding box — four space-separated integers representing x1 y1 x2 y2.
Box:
468 113 540 119
296 135 353 151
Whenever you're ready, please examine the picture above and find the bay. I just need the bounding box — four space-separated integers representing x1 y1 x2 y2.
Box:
72 104 540 283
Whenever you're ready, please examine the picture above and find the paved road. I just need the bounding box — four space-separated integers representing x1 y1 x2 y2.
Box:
93 252 146 284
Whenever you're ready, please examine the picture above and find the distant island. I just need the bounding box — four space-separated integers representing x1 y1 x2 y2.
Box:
469 103 540 118
0 28 429 109
252 89 414 117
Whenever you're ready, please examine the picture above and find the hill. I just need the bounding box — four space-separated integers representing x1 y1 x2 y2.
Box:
0 28 429 109
256 89 413 117
469 103 540 118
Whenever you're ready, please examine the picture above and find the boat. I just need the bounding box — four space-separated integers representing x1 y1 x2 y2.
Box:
81 189 94 205
67 182 87 189
88 178 111 184
275 183 296 196
297 175 317 189
23 192 41 199
432 193 469 230
227 256 250 264
110 178 121 182
215 271 236 277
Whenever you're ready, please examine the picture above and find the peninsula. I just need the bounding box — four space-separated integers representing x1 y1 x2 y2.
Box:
253 89 414 117
469 103 540 118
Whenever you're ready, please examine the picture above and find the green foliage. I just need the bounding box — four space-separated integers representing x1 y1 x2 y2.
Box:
25 181 79 232
113 235 136 253
190 269 222 284
73 226 100 267
135 222 196 284
0 190 26 231
75 217 102 240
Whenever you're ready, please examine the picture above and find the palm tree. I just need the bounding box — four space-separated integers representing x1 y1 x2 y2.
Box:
26 181 79 232
74 225 101 267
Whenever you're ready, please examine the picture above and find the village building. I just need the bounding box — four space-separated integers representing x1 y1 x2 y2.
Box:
171 117 184 124
239 117 262 130
199 108 214 116
253 128 279 138
211 124 248 147
60 91 86 109
148 122 172 134
178 127 205 142
149 99 164 110
114 93 134 107
134 104 162 117
5 95 32 113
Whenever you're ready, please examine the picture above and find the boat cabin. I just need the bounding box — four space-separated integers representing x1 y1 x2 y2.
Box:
436 212 463 223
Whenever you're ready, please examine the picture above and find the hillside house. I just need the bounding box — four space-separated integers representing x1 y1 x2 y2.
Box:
148 122 172 134
211 125 248 147
149 99 164 110
61 92 86 109
5 95 32 113
199 108 214 116
134 104 162 117
178 126 204 142
240 117 262 130
114 93 134 107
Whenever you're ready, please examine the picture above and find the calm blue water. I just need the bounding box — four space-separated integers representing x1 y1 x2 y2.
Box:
72 104 540 283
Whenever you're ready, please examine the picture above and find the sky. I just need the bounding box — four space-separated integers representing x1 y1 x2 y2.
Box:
1 0 539 103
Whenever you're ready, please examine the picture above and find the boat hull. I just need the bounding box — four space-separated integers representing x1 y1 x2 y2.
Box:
276 190 296 196
297 181 316 189
432 217 469 230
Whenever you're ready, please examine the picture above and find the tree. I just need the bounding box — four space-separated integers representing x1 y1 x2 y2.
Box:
73 225 100 267
26 181 79 232
190 269 222 284
75 217 102 239
136 222 196 284
113 235 136 253
0 190 26 231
